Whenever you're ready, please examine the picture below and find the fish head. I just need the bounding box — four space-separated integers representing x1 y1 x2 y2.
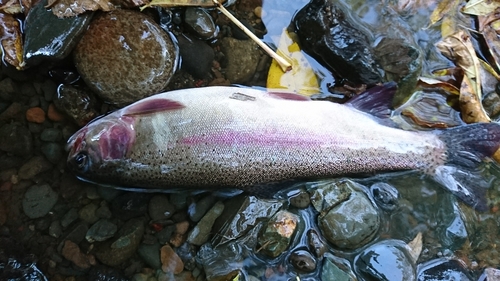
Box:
66 115 136 182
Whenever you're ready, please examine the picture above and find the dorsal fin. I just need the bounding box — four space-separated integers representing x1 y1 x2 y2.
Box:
345 82 397 118
267 91 311 101
123 98 185 116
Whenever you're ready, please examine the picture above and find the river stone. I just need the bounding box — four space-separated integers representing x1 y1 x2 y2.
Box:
220 37 260 84
314 180 380 249
86 219 118 242
354 239 416 281
22 184 58 219
94 218 145 267
23 0 93 67
322 257 356 281
148 195 176 222
138 242 162 270
73 9 178 106
293 0 383 85
0 123 33 156
187 201 224 246
257 210 299 258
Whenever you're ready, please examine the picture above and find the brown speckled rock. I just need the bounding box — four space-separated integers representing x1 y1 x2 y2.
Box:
73 9 178 107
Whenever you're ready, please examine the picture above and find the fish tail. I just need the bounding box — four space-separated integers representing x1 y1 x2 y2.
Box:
433 122 500 211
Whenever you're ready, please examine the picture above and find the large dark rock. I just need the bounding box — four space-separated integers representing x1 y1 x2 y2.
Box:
294 0 383 85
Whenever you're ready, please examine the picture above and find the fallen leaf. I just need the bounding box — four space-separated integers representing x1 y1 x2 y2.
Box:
436 30 482 99
462 0 500 16
0 0 22 14
0 13 24 69
407 232 422 263
480 15 500 72
418 77 460 95
459 74 490 123
429 0 458 26
477 7 500 31
46 0 116 17
266 28 319 96
441 13 458 38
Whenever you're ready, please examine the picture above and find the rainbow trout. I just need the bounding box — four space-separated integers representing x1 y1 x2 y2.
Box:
66 84 500 210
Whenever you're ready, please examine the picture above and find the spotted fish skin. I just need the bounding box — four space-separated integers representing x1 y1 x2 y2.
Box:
67 86 500 210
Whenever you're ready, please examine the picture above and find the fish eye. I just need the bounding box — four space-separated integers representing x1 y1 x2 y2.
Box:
74 152 89 172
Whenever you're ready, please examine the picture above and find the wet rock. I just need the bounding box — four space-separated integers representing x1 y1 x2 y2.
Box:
55 84 100 126
177 34 215 79
49 220 63 238
96 204 113 219
0 77 18 101
483 91 500 118
0 123 33 156
86 219 118 242
149 195 176 222
41 142 64 164
0 237 49 281
184 7 218 40
187 201 224 246
79 203 99 224
354 239 416 281
373 37 422 105
257 210 299 258
479 268 500 281
230 19 255 40
61 240 92 269
170 221 190 247
289 190 310 209
294 0 382 85
161 244 184 274
74 9 178 106
61 208 79 228
289 249 316 273
97 185 123 202
138 242 162 270
111 192 151 221
370 182 399 211
307 229 327 258
47 103 65 122
417 258 473 281
59 223 89 252
212 195 282 246
18 155 52 180
88 265 129 281
175 243 198 271
220 37 260 84
23 0 93 66
94 218 145 267
188 195 216 223
312 179 380 249
22 184 58 219
170 192 189 210
25 107 46 123
40 128 62 142
0 102 24 121
321 256 356 281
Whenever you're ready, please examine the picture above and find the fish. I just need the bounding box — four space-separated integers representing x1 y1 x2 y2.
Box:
66 83 500 211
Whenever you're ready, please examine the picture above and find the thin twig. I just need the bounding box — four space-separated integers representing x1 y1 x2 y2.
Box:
213 0 292 72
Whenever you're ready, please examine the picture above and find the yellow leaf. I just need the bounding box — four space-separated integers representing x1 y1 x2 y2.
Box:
459 74 490 123
429 0 459 26
266 28 319 96
462 0 500 16
436 30 482 99
440 15 457 38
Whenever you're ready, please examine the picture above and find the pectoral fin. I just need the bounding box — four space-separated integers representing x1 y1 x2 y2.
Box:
123 98 185 116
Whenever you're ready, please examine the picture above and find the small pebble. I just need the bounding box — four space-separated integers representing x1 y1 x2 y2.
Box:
18 155 52 180
47 103 66 122
160 244 184 274
26 107 46 123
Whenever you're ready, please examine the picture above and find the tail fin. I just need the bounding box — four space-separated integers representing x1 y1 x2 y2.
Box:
434 123 500 211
